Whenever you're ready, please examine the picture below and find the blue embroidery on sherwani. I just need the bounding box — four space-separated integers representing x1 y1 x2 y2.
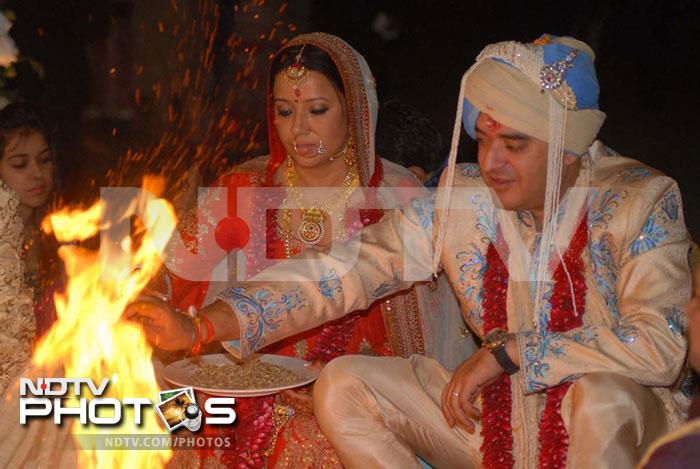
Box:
318 269 342 299
412 196 435 230
619 167 651 182
558 374 584 385
589 233 620 320
521 319 560 393
371 277 402 300
588 189 625 321
630 215 668 257
460 163 481 178
680 373 695 398
604 145 620 157
612 324 639 344
570 326 599 344
588 189 622 230
522 326 600 393
630 188 680 257
219 287 304 352
535 278 554 335
516 210 534 228
666 307 686 336
522 330 552 392
456 246 486 326
472 195 498 242
660 191 679 222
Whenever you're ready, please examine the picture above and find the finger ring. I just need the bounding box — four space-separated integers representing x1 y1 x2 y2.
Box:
452 391 461 397
153 293 169 302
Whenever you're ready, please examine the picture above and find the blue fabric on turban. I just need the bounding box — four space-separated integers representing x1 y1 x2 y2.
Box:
541 41 600 110
462 98 480 140
462 34 602 142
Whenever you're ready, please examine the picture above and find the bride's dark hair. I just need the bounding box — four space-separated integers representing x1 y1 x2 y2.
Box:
270 44 345 95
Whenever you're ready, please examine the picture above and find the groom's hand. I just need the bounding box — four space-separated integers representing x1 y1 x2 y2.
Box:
440 348 503 433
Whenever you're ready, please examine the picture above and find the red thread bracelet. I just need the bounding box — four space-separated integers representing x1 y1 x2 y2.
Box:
190 317 203 356
200 315 216 345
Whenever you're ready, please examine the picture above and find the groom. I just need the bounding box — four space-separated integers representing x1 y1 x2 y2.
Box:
307 35 691 467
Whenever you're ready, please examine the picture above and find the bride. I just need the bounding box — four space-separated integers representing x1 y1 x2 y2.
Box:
137 32 473 468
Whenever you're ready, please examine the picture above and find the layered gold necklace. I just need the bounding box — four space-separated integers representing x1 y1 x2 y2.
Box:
281 156 359 257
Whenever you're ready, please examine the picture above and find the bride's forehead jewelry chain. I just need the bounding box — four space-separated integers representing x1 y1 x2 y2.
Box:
285 45 308 103
281 152 359 255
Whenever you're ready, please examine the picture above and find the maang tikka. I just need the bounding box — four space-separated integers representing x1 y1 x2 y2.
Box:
285 45 308 102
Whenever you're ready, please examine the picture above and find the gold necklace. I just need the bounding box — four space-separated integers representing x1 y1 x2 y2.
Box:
281 156 359 254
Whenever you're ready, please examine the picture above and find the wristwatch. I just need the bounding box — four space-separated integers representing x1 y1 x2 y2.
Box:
483 328 519 375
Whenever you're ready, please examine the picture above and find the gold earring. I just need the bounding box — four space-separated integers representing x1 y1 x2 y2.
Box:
344 137 354 167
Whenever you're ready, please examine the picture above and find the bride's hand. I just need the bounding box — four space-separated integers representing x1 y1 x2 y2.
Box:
279 388 314 415
123 295 195 351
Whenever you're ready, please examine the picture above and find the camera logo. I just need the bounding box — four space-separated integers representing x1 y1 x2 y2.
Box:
154 387 236 433
154 387 202 432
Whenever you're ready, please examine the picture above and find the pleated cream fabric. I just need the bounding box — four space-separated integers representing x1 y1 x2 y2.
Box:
313 355 669 469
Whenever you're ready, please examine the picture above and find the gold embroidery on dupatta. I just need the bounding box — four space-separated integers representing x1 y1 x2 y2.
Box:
266 403 295 457
272 413 343 469
293 339 308 359
380 289 425 358
357 337 378 356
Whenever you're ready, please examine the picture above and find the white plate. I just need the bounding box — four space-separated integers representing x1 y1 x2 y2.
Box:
162 353 319 397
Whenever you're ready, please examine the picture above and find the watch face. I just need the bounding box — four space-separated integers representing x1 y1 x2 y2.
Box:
485 328 508 350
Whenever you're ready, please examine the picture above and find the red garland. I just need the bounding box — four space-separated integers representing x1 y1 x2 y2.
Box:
480 216 588 469
220 396 275 469
481 240 515 468
537 216 587 469
306 314 362 362
197 394 275 469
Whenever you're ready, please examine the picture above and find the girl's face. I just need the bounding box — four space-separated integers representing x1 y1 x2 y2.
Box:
0 130 54 211
272 69 349 170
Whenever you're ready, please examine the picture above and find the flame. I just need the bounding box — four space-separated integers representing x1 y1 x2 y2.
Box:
34 177 175 468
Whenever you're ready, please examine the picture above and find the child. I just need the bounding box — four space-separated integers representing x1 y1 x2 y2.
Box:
0 102 61 336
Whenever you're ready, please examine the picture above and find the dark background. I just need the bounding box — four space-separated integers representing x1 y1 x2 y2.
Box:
5 0 700 235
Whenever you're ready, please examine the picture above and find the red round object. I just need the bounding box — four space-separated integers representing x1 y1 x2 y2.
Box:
215 215 250 252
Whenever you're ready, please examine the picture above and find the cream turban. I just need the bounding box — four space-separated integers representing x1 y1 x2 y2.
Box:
462 35 606 155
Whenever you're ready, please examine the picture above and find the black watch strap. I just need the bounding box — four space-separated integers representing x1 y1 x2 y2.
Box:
491 343 519 375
